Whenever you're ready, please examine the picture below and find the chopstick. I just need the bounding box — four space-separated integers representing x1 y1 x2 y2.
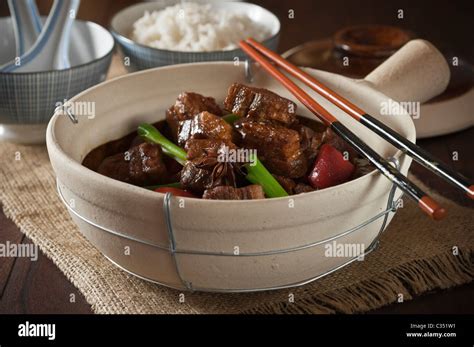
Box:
239 40 446 220
245 38 474 201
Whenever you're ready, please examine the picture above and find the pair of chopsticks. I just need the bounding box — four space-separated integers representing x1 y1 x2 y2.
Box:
240 38 474 220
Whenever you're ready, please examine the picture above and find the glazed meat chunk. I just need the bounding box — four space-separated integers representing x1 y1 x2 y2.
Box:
166 92 222 139
224 83 297 126
96 153 130 183
294 183 315 194
203 185 265 200
235 120 308 178
180 161 215 194
98 142 168 186
185 138 236 161
180 138 238 194
272 175 296 194
180 159 236 194
293 124 324 163
177 111 233 146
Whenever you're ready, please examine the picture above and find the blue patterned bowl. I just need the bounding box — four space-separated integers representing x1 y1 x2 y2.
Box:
110 2 280 72
0 17 114 143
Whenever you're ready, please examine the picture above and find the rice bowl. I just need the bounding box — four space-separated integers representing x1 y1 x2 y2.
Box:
132 3 271 52
110 2 280 70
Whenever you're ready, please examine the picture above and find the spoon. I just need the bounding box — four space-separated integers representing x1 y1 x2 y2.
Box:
8 0 42 56
1 0 81 73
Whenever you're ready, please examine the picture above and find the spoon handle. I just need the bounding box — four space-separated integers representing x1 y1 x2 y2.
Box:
53 0 81 69
2 0 80 72
8 0 42 56
38 0 81 70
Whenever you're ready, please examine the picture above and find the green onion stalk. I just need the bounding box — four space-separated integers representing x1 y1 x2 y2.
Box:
245 154 288 198
138 123 187 165
137 123 288 198
222 113 241 124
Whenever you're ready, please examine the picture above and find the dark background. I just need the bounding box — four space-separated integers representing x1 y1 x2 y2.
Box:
1 0 473 62
0 0 473 314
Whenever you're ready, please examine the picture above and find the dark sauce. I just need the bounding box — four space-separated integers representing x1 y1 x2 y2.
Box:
83 120 172 172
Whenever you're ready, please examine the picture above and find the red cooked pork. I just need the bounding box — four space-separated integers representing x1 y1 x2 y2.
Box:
181 137 241 194
180 160 236 194
177 111 233 146
166 92 222 139
294 183 315 194
98 142 168 186
203 185 265 200
234 120 307 178
293 124 325 163
185 138 236 161
273 175 296 194
180 160 215 194
224 83 297 126
96 153 130 183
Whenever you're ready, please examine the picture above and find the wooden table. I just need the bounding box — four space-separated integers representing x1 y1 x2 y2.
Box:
1 0 473 314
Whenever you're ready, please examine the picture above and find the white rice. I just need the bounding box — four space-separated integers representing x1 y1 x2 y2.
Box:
132 3 271 52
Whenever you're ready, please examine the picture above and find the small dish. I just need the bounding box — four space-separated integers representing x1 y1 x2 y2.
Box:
282 25 414 79
282 25 473 138
110 1 280 71
414 58 474 138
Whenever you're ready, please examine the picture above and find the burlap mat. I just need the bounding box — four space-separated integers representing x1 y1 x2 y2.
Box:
0 140 473 314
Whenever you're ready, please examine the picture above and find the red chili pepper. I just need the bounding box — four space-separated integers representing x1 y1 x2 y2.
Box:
308 144 355 189
154 187 198 198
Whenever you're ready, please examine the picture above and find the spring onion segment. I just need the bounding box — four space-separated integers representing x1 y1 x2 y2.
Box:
161 147 186 166
137 123 288 198
244 154 288 198
138 123 187 163
222 113 241 124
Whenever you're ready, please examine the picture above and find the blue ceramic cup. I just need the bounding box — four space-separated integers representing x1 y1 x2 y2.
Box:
0 17 114 144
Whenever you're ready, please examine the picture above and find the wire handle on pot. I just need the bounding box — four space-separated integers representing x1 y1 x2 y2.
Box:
56 156 401 292
158 158 401 292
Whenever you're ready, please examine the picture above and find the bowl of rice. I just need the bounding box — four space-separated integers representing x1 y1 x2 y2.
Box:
110 1 280 71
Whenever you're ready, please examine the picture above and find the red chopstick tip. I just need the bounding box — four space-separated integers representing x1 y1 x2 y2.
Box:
419 196 446 221
432 207 447 221
467 185 474 200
